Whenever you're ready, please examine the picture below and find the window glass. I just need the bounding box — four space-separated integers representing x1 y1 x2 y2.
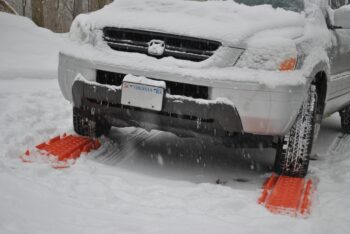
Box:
331 0 349 9
233 0 304 12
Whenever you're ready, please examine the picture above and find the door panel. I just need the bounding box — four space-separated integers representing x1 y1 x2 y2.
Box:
328 1 350 103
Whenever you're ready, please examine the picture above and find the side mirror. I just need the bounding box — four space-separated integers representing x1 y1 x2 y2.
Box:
334 5 350 29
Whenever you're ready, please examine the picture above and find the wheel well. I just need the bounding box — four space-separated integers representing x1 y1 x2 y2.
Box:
313 71 327 116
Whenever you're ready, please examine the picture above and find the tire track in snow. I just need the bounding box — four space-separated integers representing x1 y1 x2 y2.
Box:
320 133 350 182
92 128 162 165
328 134 350 156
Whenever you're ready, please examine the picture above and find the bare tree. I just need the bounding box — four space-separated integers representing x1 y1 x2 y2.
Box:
73 0 83 18
22 0 26 15
44 0 60 32
89 0 111 11
3 0 112 32
61 0 72 16
31 0 44 26
0 0 18 14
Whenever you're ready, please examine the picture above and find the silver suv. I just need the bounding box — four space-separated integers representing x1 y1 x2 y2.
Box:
58 0 350 177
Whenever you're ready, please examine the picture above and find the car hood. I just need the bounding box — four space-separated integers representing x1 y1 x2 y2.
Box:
76 0 306 47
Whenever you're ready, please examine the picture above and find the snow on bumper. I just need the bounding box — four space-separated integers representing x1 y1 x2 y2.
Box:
72 79 243 136
59 51 308 136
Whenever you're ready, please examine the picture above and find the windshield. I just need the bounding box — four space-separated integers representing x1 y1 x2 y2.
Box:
233 0 305 12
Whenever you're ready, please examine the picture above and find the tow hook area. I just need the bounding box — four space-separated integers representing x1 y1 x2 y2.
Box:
21 133 101 168
258 174 314 217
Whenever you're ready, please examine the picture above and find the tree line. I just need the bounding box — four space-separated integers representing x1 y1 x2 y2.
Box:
1 0 112 32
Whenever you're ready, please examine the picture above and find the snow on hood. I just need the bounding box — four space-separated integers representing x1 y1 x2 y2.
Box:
72 0 306 47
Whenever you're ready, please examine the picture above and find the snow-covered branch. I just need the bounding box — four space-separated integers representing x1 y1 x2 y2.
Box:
0 0 18 15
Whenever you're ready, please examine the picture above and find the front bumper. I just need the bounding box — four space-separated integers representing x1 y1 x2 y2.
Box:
73 79 243 137
59 51 308 136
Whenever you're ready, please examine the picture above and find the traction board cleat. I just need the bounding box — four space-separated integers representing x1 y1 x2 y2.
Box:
21 133 101 168
258 174 314 217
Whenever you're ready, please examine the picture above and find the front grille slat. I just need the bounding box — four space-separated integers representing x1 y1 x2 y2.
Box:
107 42 148 54
103 27 221 62
96 70 209 100
165 50 209 62
165 45 213 56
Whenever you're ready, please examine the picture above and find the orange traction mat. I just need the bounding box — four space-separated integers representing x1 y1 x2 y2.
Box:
258 174 314 217
21 134 101 168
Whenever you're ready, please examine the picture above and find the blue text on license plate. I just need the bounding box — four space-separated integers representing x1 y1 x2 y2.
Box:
121 82 164 111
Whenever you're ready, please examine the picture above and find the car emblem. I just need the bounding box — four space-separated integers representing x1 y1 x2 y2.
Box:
148 39 165 56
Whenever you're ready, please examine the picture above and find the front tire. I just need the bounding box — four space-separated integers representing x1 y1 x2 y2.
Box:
73 107 111 138
274 85 317 178
340 106 350 134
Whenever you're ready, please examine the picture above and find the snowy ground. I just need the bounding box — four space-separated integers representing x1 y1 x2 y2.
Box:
1 13 350 234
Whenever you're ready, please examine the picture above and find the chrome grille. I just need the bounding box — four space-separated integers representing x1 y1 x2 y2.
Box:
103 27 221 62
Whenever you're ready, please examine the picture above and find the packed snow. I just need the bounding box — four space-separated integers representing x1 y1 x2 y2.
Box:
123 74 166 89
1 10 350 234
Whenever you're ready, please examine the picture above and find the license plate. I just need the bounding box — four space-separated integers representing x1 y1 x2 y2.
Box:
121 81 164 111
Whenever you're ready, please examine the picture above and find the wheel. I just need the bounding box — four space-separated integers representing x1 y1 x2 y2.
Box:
73 107 111 138
340 106 350 134
274 85 317 178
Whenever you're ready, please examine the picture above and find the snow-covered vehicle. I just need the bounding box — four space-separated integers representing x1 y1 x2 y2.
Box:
58 0 350 178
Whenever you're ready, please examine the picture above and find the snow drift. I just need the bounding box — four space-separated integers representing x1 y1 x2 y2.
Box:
0 13 64 79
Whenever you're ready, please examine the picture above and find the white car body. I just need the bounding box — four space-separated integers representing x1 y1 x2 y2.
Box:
59 0 350 138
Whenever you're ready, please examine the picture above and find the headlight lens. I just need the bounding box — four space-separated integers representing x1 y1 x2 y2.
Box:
69 14 92 43
235 38 298 71
279 57 297 71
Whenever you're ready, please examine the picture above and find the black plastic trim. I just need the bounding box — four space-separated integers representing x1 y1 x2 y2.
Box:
72 80 243 137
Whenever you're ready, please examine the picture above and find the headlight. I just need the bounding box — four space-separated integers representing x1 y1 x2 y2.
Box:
236 38 298 71
279 57 297 71
69 14 92 43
